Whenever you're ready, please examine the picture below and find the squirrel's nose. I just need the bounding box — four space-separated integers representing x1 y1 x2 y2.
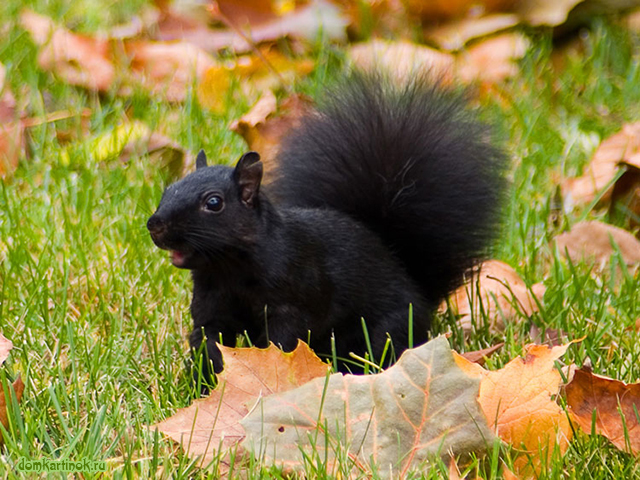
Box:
147 215 167 238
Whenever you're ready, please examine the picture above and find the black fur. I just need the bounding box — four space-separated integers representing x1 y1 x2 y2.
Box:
147 70 507 380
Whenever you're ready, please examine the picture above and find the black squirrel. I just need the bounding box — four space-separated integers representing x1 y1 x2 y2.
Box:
147 70 507 379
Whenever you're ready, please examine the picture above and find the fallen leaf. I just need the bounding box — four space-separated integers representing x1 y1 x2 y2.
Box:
124 40 217 102
348 39 456 84
154 341 329 469
565 365 640 454
454 343 575 476
230 91 312 175
443 260 544 334
240 336 496 477
460 342 505 365
0 63 23 178
0 333 12 365
554 220 640 268
0 376 24 445
518 0 584 26
457 32 530 85
20 10 115 91
426 13 520 51
159 0 348 53
562 122 640 209
198 50 314 113
405 0 517 21
530 324 569 347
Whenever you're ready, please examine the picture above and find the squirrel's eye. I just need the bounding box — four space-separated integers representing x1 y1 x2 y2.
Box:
204 195 224 212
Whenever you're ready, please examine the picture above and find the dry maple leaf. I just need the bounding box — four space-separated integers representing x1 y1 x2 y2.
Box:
443 260 544 334
454 343 575 476
565 365 640 455
154 341 329 470
240 336 496 478
20 10 115 91
554 220 640 269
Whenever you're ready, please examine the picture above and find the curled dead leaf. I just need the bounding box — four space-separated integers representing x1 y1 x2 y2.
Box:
443 260 544 334
554 220 640 268
566 365 640 454
562 122 640 209
426 14 520 51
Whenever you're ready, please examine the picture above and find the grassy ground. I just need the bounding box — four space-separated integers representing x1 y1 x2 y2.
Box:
1 1 640 478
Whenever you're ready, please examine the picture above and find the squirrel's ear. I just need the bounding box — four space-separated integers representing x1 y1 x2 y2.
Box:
233 152 263 208
196 149 208 170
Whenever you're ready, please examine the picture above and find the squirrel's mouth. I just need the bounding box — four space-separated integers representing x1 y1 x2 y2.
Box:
170 250 188 267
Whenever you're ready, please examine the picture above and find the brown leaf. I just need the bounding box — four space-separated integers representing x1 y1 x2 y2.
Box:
455 343 575 476
154 341 329 469
0 376 24 445
460 342 504 365
426 14 520 51
530 324 569 347
565 365 640 454
349 39 456 84
456 32 530 85
443 260 544 334
20 10 115 91
124 40 217 103
230 91 312 176
554 220 640 268
562 122 640 209
240 336 496 477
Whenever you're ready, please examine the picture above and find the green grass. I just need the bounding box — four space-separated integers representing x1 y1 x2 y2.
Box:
1 1 640 477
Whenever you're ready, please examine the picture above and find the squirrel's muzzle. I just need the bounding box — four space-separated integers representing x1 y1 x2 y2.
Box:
147 215 168 245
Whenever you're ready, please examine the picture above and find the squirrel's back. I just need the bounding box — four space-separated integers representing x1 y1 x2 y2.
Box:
271 70 508 303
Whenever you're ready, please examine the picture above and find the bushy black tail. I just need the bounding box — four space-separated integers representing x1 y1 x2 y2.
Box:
271 70 508 303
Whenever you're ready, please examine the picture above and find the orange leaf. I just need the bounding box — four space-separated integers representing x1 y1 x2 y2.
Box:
20 10 115 91
154 341 329 469
460 342 504 365
566 365 640 454
454 343 574 475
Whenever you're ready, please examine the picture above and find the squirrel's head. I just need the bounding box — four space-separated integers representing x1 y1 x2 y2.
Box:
147 150 264 269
